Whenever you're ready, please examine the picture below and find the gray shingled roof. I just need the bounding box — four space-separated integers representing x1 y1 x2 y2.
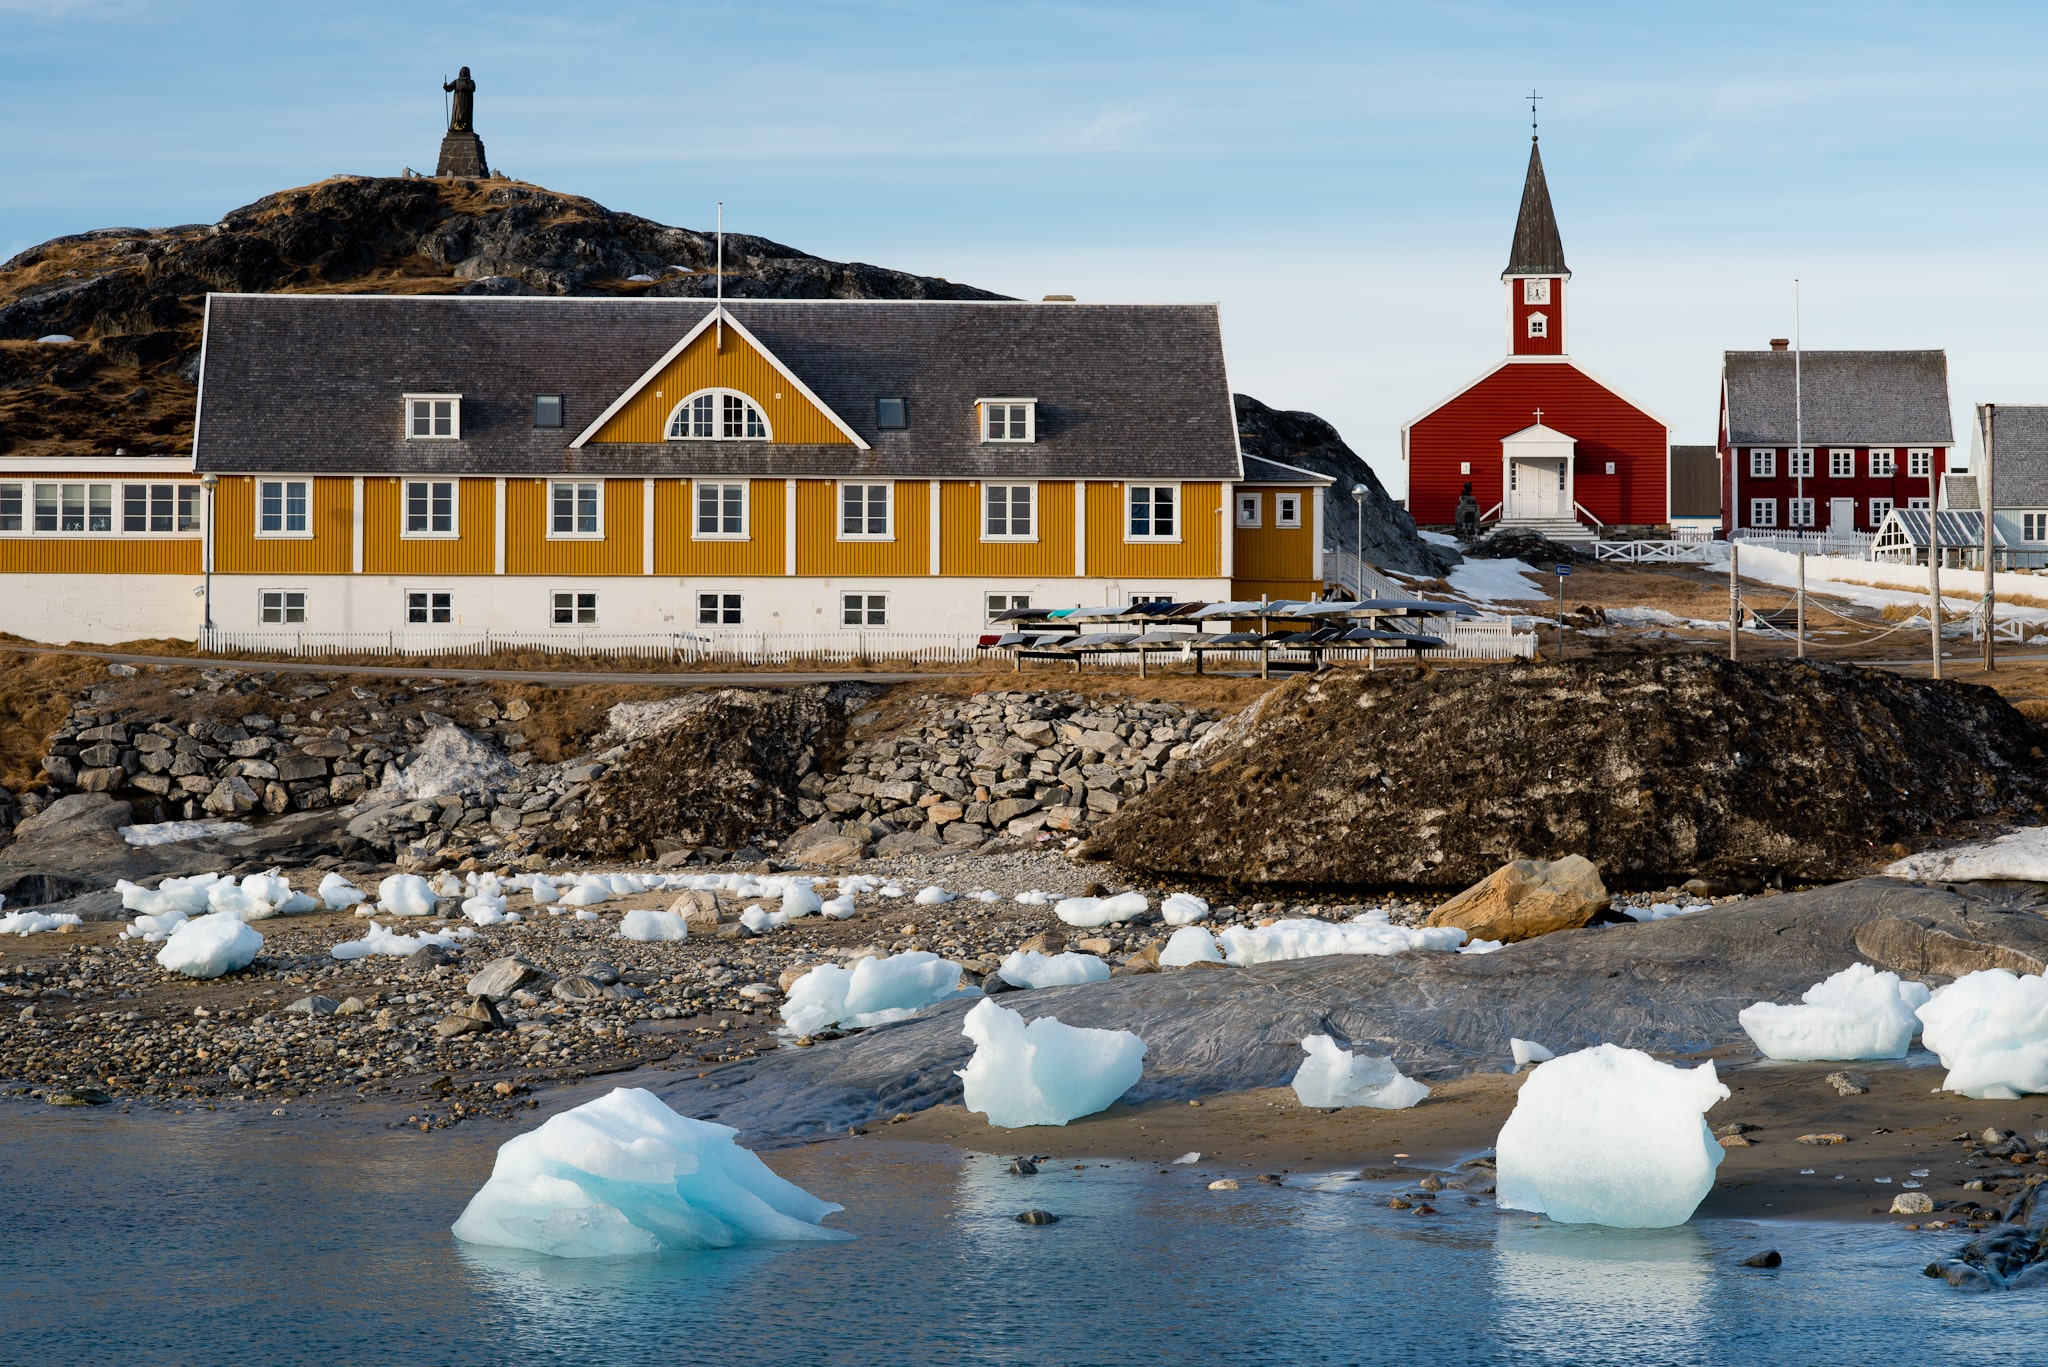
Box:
193 295 1241 480
1722 350 1952 446
1240 454 1332 485
1503 139 1568 278
1978 405 2048 506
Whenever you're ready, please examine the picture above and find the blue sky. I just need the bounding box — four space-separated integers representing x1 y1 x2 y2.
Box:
3 1 2043 489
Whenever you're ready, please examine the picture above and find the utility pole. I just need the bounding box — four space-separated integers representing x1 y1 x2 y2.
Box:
1796 551 1806 659
1981 403 1997 673
1929 458 1943 680
1728 540 1740 661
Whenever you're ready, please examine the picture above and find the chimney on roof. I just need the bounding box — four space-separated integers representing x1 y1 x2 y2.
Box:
1769 338 1790 352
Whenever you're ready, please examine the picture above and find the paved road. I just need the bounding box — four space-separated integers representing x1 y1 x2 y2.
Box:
0 643 967 689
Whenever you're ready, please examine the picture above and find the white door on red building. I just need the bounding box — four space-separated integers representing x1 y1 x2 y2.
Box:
1829 497 1856 532
1509 460 1566 519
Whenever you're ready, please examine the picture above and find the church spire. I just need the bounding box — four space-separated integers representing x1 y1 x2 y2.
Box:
1503 137 1568 279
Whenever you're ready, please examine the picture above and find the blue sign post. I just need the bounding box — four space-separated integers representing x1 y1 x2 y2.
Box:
1554 563 1572 654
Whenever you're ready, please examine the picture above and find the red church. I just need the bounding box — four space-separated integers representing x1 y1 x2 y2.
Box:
1404 137 1670 540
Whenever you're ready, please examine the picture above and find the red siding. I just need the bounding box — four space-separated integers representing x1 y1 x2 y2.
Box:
1408 360 1669 527
1719 445 1950 533
1509 277 1565 357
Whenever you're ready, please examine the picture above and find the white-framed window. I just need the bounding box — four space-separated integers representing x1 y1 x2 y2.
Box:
1749 449 1776 478
405 590 453 625
1908 449 1934 478
550 481 602 537
120 483 201 533
550 591 597 625
1235 492 1261 528
1828 449 1855 478
1526 312 1548 339
1869 496 1894 525
986 592 1031 620
1275 492 1303 528
257 480 309 536
694 482 748 538
979 399 1035 443
1522 278 1551 305
0 483 20 533
1788 448 1814 478
404 394 460 439
32 482 115 534
839 482 893 539
1127 484 1179 540
403 479 457 537
696 592 742 626
1870 448 1897 477
258 589 306 625
1749 498 1777 528
1128 591 1173 606
666 390 769 441
1788 497 1815 528
984 483 1036 539
2024 513 2048 543
841 592 887 627
1907 497 1932 511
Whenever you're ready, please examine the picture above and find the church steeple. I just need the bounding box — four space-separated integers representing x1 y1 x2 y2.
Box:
1503 135 1568 357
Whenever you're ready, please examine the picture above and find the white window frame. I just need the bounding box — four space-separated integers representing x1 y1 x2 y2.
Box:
692 481 749 540
1907 496 1932 511
0 482 21 535
1828 449 1855 479
550 590 598 626
664 389 771 441
401 479 459 539
256 479 311 538
548 481 604 540
1788 497 1815 528
1526 312 1548 339
404 589 454 625
1787 448 1814 479
840 591 888 627
1749 498 1777 528
403 394 461 440
696 592 743 626
986 592 1032 621
837 481 894 541
1908 448 1934 478
978 398 1036 444
1870 448 1897 477
1522 278 1551 305
1749 449 1776 478
19 481 118 536
2024 513 2048 543
982 482 1038 541
1126 483 1181 542
1235 491 1261 528
257 588 307 625
1869 496 1894 525
1275 492 1303 528
118 482 203 536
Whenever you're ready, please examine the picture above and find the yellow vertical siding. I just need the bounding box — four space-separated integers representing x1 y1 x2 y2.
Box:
794 480 928 577
1230 489 1318 582
652 478 787 576
504 478 644 576
936 480 1075 576
361 477 495 575
214 476 352 575
1084 481 1222 578
0 538 200 574
587 326 855 445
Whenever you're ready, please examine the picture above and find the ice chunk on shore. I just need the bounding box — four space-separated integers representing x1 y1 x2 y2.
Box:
462 893 512 926
1219 913 1465 965
780 884 823 917
156 911 262 978
957 998 1146 1127
1885 827 2048 883
913 887 956 906
619 909 689 943
376 874 439 917
318 873 366 911
997 949 1111 989
1738 963 1930 1061
1161 893 1210 926
821 895 858 919
739 906 786 935
529 879 561 906
560 883 610 907
1511 1038 1555 1069
207 869 299 921
1915 969 2048 1098
1159 926 1223 967
118 873 220 916
330 922 467 961
1495 1044 1729 1227
123 908 189 941
1055 891 1149 927
451 1086 851 1256
781 951 976 1035
1014 890 1054 906
117 819 250 846
0 910 81 936
1290 1035 1429 1109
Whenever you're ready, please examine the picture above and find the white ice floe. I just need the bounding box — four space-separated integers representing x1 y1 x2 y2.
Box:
1460 938 1506 955
1014 891 1054 906
970 890 1000 904
781 951 977 1035
1054 891 1149 927
574 909 600 922
330 922 469 961
318 873 366 911
1510 1038 1555 1070
529 879 561 906
450 1086 851 1257
1495 1044 1729 1228
739 906 786 935
0 910 81 936
461 893 514 927
1621 902 1700 923
618 909 690 943
431 872 465 899
1158 927 1223 967
878 884 906 899
957 997 1146 1127
1885 827 2048 884
1915 969 2048 1098
997 949 1112 989
1218 912 1466 966
559 883 610 907
1290 1035 1429 1109
156 911 263 978
117 873 220 917
117 819 250 847
1738 963 1931 1061
820 895 858 920
1172 1151 1201 1164
781 885 823 917
376 873 439 917
913 887 956 906
1161 893 1210 926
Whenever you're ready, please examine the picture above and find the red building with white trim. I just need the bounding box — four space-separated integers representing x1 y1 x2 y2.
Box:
1404 137 1669 540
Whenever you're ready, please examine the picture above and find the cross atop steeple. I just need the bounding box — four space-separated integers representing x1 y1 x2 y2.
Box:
1527 89 1542 142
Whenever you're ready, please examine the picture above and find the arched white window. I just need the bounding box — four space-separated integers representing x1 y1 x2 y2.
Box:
665 389 770 441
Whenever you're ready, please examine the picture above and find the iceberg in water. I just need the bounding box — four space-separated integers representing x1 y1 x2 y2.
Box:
1291 1035 1429 1109
1737 963 1930 1061
1219 912 1465 965
996 949 1111 989
780 951 977 1036
956 997 1145 1127
451 1086 851 1257
1495 1044 1729 1228
156 911 263 978
1915 969 2048 1099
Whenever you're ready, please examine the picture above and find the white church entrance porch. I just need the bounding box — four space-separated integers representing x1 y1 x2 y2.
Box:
1497 420 1591 541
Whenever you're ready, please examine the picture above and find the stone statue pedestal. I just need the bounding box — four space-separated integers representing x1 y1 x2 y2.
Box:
435 131 489 178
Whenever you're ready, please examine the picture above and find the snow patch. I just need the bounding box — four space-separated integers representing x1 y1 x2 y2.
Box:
1885 827 2048 884
118 819 250 846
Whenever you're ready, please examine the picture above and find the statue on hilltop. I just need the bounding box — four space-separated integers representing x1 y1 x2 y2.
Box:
435 66 490 178
443 67 477 133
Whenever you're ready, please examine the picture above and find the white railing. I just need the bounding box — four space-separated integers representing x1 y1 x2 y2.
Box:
196 627 985 664
1730 528 1875 558
1321 554 1410 600
1592 539 1717 563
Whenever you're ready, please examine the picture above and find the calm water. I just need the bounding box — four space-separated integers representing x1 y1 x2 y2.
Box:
0 1104 2041 1367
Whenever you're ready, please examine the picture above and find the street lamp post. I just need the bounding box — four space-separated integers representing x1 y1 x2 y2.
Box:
1351 483 1367 600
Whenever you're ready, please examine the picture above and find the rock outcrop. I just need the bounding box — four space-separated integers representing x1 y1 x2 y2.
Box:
1086 656 2048 890
1425 855 1610 943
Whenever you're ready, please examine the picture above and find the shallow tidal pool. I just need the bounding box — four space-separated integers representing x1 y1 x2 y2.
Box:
0 1103 2042 1366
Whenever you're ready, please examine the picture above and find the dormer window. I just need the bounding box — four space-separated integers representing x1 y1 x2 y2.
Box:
405 394 461 439
1526 313 1548 339
980 399 1035 443
534 394 563 428
666 389 770 441
876 397 908 429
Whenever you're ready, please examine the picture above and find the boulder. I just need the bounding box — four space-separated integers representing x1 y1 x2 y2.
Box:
467 956 544 1001
799 835 867 866
1425 856 1609 944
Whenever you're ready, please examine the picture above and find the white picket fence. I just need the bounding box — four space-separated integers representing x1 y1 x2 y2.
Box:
1591 539 1718 564
1730 528 1877 558
196 627 984 664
